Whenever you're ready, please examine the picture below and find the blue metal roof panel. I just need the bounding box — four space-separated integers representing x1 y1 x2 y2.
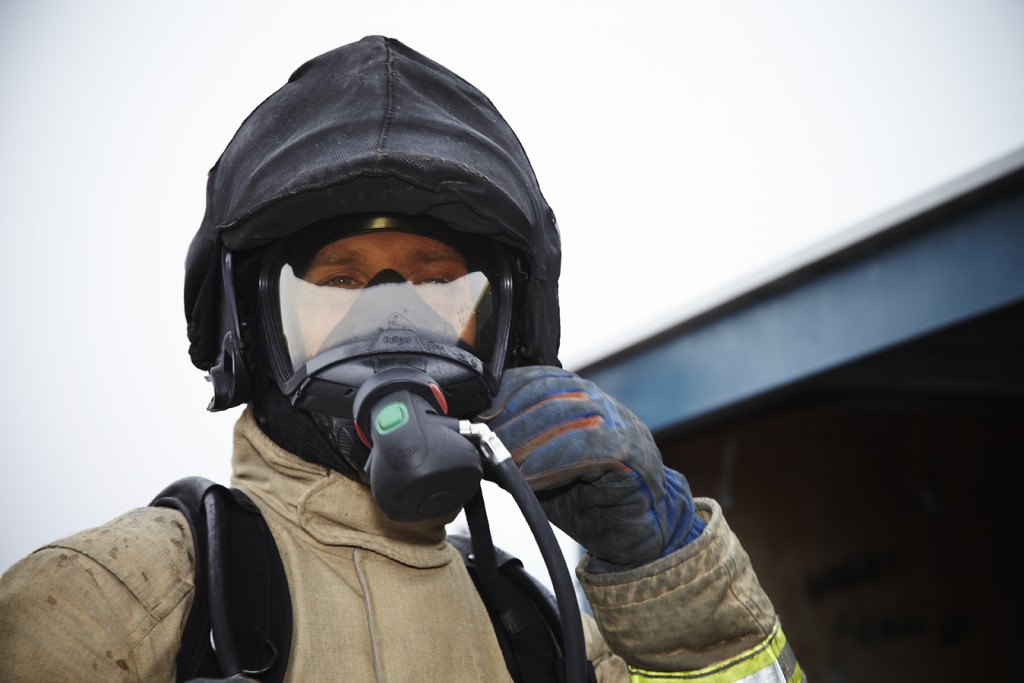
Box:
578 151 1024 434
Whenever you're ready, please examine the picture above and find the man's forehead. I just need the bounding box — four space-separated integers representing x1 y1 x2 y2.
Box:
313 231 465 261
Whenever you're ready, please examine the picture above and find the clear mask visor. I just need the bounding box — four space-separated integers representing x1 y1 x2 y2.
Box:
273 230 500 373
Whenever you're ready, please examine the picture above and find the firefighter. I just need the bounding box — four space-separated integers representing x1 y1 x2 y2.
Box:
0 36 801 682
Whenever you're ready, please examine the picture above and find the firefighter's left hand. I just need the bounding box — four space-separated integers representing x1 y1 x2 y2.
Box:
480 366 704 569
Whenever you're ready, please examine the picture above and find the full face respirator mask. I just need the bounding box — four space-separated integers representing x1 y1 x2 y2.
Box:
255 214 515 521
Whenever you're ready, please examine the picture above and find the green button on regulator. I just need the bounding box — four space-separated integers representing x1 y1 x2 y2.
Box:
375 401 410 435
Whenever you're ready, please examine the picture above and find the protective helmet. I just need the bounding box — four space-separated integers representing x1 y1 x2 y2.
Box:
183 37 561 457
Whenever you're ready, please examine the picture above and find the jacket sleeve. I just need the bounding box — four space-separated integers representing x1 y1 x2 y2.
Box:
0 507 195 683
578 498 804 682
581 611 630 682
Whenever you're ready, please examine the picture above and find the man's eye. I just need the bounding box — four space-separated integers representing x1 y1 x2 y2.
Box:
320 275 363 288
417 269 467 285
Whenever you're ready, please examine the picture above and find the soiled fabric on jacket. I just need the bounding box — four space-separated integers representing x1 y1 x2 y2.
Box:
0 409 789 682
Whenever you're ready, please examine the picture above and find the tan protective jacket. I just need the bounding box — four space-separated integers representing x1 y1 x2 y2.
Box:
0 409 798 682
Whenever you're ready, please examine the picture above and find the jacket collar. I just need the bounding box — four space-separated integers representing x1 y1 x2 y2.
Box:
230 408 455 569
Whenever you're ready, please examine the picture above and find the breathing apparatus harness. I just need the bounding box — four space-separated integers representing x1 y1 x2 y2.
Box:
188 215 593 682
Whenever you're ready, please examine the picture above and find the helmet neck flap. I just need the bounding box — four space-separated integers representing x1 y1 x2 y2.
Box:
249 368 367 481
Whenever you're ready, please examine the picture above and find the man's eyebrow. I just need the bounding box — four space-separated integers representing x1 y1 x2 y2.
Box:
311 249 364 265
415 249 466 264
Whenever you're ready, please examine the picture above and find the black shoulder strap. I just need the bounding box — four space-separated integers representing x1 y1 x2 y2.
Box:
450 533 576 683
457 490 597 683
151 477 292 683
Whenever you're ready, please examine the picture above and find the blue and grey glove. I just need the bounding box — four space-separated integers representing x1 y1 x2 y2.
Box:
480 366 705 569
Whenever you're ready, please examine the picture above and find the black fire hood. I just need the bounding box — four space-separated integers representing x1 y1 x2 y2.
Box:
184 35 562 376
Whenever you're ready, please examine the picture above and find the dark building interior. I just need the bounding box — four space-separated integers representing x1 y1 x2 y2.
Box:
662 300 1022 681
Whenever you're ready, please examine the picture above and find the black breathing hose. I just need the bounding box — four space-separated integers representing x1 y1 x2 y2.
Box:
459 421 589 683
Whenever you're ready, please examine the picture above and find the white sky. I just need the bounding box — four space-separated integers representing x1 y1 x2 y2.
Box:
2 1 1023 584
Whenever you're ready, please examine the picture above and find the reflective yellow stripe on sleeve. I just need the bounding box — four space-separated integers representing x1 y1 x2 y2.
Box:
627 623 803 683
